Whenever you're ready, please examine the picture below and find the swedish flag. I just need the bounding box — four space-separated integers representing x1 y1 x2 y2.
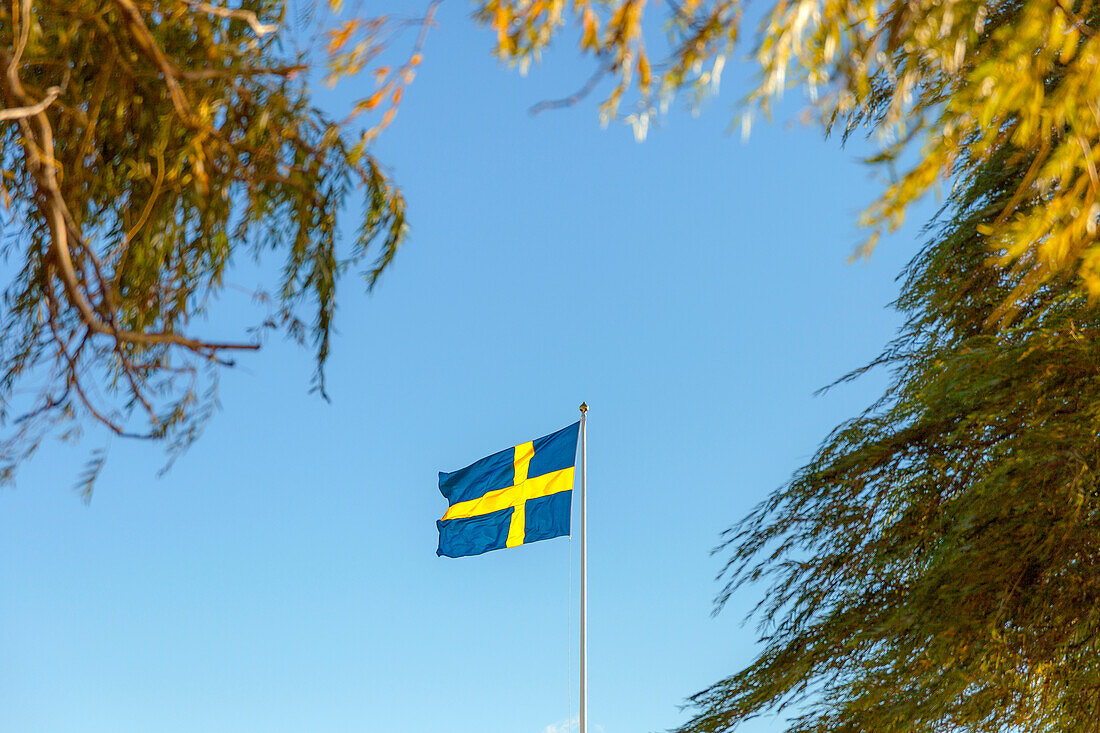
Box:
437 422 580 558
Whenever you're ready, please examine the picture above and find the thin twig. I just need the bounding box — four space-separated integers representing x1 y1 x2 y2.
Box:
45 295 150 440
0 85 60 122
184 0 279 37
124 148 165 244
529 64 609 115
110 0 192 119
179 63 306 81
1056 0 1096 36
1077 135 1099 191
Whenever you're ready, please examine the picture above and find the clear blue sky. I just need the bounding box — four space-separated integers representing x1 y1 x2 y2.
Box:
1 5 929 733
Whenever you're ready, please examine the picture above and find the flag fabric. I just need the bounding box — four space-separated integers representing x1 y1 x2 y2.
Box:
437 422 580 558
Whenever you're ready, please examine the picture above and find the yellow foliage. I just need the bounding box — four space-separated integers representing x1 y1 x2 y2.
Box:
468 0 1100 326
581 7 599 50
323 5 439 142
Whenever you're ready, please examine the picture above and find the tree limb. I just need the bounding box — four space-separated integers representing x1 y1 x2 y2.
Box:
184 0 279 37
529 64 609 115
0 85 59 121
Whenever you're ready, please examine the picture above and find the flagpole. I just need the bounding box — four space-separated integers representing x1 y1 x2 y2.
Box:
578 402 588 733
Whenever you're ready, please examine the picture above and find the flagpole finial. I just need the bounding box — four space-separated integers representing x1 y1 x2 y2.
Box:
579 402 588 413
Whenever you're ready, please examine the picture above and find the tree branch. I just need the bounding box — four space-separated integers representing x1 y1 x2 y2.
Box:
184 0 279 37
0 85 59 122
109 0 192 119
529 64 609 115
1 26 259 358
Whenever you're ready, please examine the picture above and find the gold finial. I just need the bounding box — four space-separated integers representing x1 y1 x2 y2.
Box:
579 402 588 413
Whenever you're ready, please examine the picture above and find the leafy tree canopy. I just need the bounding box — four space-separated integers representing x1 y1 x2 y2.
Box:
485 0 1100 308
684 139 1100 733
3 0 1094 490
0 0 411 490
3 0 1099 727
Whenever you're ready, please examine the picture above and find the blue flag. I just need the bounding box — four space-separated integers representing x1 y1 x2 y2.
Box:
437 422 580 558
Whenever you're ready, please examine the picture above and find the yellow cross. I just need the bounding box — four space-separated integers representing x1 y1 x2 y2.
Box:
441 441 575 548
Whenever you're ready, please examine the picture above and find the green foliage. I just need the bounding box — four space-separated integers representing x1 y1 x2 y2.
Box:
2 0 1096 725
682 155 1100 733
681 68 1100 733
0 0 406 486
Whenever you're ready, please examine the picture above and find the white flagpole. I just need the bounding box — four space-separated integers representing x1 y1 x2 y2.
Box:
578 402 588 733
